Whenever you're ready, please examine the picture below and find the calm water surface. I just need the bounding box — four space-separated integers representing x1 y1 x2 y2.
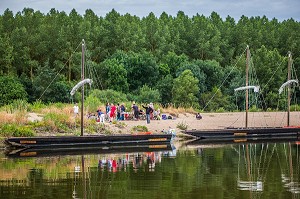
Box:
0 141 299 199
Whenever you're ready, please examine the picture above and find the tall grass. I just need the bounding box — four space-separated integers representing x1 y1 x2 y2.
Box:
0 99 28 113
161 105 196 117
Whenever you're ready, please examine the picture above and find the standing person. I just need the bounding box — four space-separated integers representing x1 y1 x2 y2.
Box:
97 108 105 123
116 103 121 120
105 103 110 121
132 103 139 120
120 103 126 120
73 103 79 117
110 103 116 122
142 104 153 124
149 102 154 120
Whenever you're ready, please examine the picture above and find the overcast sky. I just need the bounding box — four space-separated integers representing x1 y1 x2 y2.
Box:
0 0 299 22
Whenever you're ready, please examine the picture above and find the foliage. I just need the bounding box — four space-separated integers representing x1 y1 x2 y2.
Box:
0 76 28 106
0 124 35 137
249 105 263 112
156 74 174 105
28 100 47 112
0 9 299 111
85 94 102 113
176 121 188 130
131 125 148 132
89 89 128 105
137 85 161 103
43 112 70 132
290 104 300 111
1 99 29 113
200 87 232 111
172 70 199 108
32 65 72 103
98 58 129 92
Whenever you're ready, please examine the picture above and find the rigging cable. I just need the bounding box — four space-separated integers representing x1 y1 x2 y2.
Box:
38 42 82 101
203 46 248 111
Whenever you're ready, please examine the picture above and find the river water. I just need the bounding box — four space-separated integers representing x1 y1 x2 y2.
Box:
0 140 299 199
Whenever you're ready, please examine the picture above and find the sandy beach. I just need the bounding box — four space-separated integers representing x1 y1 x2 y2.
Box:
117 112 300 134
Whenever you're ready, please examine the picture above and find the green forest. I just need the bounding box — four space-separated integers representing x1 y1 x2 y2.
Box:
0 8 300 111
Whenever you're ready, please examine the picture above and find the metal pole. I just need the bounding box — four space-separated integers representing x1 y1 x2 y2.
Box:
81 39 85 136
245 45 249 128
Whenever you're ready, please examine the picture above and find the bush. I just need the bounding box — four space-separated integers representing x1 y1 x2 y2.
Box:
0 76 28 106
131 125 148 132
176 121 188 130
89 89 128 105
291 104 300 111
29 100 47 112
0 124 35 137
216 107 226 113
249 105 262 112
43 112 70 132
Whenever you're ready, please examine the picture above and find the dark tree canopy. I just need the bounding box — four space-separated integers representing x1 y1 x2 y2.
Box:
0 8 299 110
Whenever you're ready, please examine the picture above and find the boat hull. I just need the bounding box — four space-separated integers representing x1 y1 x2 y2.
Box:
6 142 174 158
185 136 300 148
184 127 300 139
5 134 173 149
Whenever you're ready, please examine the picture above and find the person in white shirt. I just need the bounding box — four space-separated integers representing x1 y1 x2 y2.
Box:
73 103 79 117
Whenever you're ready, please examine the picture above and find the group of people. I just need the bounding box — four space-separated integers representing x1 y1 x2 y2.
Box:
131 102 161 124
74 102 161 124
98 103 127 123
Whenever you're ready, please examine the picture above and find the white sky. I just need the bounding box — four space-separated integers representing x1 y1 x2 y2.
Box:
0 0 299 21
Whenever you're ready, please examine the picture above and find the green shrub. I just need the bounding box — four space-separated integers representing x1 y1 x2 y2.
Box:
291 104 300 111
0 124 35 137
29 100 47 112
249 105 262 112
43 112 70 131
115 122 127 128
0 76 28 106
176 121 188 130
216 107 226 113
89 89 128 104
131 125 148 132
85 95 101 113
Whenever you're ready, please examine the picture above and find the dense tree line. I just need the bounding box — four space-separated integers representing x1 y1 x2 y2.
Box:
0 8 299 110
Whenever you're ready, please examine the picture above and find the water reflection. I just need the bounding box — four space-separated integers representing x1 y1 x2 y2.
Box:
185 139 300 198
0 140 299 199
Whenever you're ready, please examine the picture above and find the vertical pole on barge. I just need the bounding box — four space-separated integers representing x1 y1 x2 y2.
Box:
81 39 85 136
287 52 292 127
245 45 250 128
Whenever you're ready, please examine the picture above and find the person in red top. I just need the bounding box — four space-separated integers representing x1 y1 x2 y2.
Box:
110 103 116 122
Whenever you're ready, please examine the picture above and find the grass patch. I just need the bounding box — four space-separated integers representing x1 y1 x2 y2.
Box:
176 121 188 130
131 125 148 133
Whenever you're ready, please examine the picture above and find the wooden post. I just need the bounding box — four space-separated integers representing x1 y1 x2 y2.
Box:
81 39 85 136
287 52 292 127
245 45 250 128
